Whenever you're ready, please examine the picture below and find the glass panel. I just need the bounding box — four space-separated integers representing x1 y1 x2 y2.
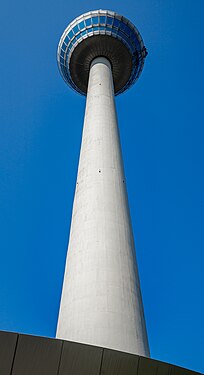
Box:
107 16 113 25
68 42 73 51
92 16 98 24
132 35 140 49
79 21 85 30
73 25 79 34
85 18 91 27
98 25 106 31
117 30 133 50
113 18 120 28
106 27 112 32
81 30 87 36
68 30 74 39
62 42 67 51
60 56 64 64
125 26 132 37
120 22 126 31
75 33 81 41
61 67 67 79
64 36 69 44
61 65 66 74
111 29 117 36
99 16 106 24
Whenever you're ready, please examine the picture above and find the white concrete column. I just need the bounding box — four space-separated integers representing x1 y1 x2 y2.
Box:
56 57 150 357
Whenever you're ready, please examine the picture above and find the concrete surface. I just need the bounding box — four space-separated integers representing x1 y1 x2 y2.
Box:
56 57 149 356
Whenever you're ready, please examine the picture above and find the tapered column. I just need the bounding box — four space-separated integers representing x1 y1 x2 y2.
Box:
56 57 149 357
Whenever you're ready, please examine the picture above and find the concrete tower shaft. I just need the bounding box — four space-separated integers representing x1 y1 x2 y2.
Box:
56 57 150 356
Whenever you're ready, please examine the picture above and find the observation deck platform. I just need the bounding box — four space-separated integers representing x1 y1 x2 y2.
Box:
57 10 147 95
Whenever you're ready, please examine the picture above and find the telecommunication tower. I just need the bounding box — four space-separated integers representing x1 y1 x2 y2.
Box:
56 10 149 357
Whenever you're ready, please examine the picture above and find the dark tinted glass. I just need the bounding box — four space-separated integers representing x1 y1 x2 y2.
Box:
113 18 120 28
68 30 74 38
79 21 85 29
107 17 113 25
92 16 98 24
99 16 106 24
73 25 79 34
64 36 69 44
85 18 91 26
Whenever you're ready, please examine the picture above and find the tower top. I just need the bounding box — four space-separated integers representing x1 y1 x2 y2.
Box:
57 10 147 95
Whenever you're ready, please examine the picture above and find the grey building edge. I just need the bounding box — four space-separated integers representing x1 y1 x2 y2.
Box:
0 330 202 375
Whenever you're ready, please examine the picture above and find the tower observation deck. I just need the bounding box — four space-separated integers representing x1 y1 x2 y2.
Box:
56 10 149 357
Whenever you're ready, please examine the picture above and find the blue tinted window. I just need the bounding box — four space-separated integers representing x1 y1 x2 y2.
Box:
79 21 85 30
68 30 74 39
113 18 120 28
60 65 66 74
92 16 98 24
64 36 69 44
132 34 140 48
94 26 99 31
62 42 67 51
107 17 113 25
73 25 79 34
85 18 91 27
75 33 81 41
106 27 112 32
81 30 87 36
99 16 106 24
68 42 73 51
60 67 64 76
117 30 133 50
60 56 64 64
120 22 126 31
111 28 118 35
125 26 132 37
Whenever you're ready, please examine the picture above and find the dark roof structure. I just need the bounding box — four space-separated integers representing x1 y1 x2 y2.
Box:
0 331 201 375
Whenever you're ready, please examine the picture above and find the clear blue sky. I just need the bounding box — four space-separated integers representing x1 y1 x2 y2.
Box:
0 0 203 373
